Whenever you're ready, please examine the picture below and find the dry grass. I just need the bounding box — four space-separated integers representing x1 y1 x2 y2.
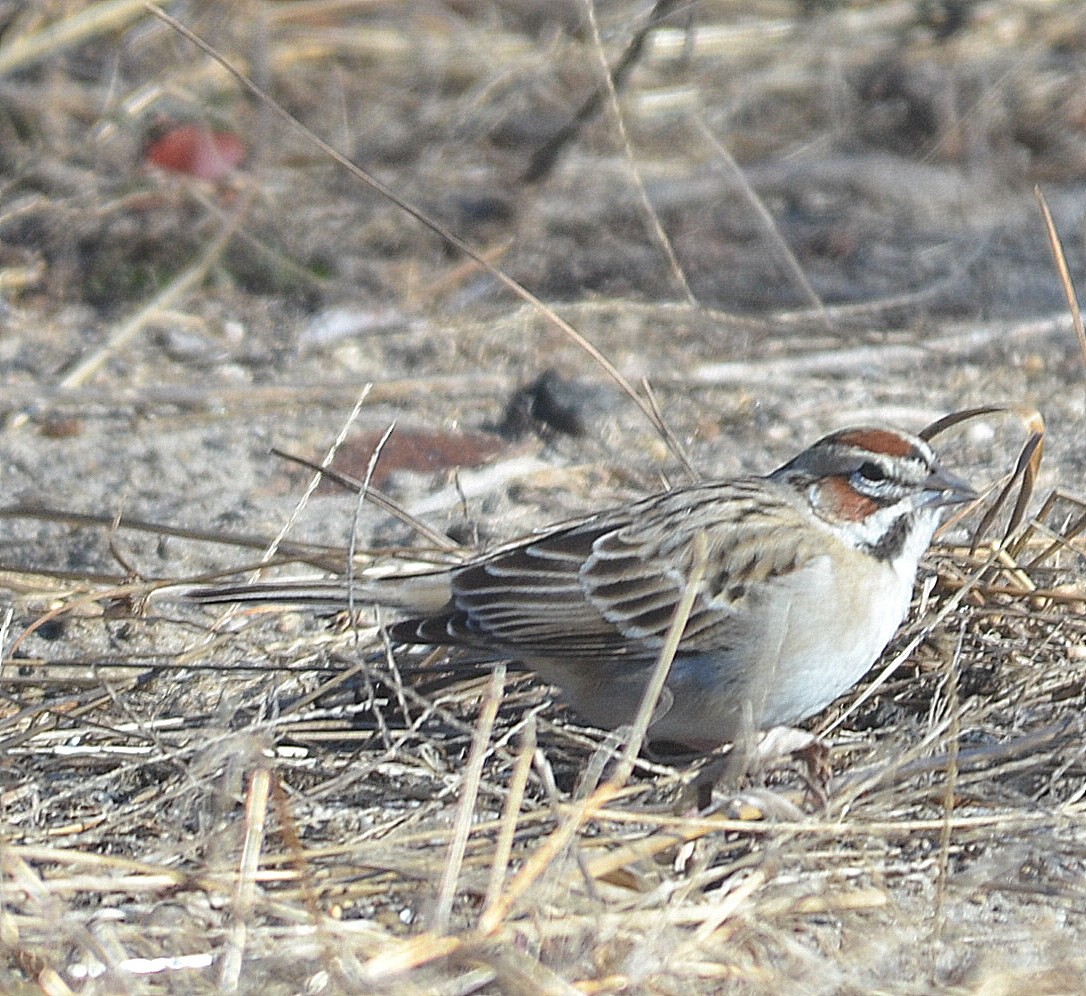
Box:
5 516 1086 993
3 1 1086 993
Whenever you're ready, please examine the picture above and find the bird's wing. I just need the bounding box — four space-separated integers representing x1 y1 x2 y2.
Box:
401 481 824 660
580 482 821 654
401 518 630 653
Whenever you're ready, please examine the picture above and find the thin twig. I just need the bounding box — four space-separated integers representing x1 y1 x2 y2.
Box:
613 531 709 785
433 663 505 934
346 421 396 617
220 766 271 992
262 386 372 568
580 0 697 305
268 450 462 553
692 114 832 332
932 625 965 942
482 714 537 918
1035 185 1086 369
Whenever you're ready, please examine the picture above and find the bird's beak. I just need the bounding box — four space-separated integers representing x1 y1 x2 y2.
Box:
924 466 978 506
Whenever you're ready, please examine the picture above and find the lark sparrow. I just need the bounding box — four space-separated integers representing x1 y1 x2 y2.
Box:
193 426 975 749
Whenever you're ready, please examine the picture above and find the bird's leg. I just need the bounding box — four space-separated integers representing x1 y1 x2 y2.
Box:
687 725 824 815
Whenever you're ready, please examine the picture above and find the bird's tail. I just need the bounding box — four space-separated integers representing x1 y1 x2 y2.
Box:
186 570 453 613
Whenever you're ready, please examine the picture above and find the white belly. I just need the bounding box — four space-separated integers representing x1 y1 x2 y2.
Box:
644 550 917 746
752 553 912 726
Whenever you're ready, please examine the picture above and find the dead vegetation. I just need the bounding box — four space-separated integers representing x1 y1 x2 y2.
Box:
3 1 1086 993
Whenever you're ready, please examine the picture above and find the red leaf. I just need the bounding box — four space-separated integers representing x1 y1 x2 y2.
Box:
319 428 509 491
145 124 246 181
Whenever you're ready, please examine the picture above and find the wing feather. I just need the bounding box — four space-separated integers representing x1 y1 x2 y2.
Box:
391 480 825 661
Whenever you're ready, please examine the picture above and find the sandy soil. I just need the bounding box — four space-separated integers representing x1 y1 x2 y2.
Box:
2 2 1086 993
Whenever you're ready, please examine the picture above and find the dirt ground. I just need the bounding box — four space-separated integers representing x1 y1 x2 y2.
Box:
3 1 1086 993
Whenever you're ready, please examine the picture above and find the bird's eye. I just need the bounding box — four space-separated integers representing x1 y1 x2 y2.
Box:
857 461 887 482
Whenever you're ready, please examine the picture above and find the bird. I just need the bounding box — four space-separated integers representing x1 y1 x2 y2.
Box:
191 425 976 751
